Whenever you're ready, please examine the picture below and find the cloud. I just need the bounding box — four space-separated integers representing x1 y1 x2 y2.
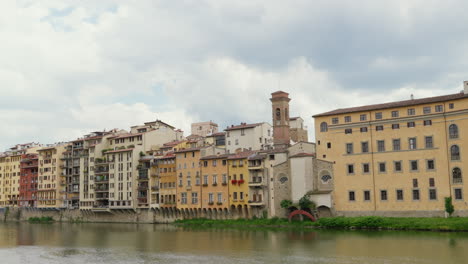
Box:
0 0 467 150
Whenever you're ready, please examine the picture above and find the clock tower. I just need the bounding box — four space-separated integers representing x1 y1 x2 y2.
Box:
270 91 291 149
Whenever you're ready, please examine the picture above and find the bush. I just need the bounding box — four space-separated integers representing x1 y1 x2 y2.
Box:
445 197 454 216
28 216 54 223
299 195 316 210
280 200 292 209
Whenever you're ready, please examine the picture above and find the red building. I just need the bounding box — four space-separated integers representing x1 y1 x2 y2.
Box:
19 153 39 207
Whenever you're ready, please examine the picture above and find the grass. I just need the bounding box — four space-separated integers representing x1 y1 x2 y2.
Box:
174 216 468 231
28 216 54 223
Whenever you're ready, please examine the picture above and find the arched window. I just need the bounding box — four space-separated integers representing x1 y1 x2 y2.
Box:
320 122 328 132
276 108 281 120
453 167 462 184
449 124 459 139
451 145 460 161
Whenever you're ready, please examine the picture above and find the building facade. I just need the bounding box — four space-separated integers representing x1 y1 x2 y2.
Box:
314 84 468 216
19 153 39 207
225 122 273 153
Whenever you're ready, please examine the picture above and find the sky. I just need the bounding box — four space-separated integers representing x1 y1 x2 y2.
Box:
1 0 467 151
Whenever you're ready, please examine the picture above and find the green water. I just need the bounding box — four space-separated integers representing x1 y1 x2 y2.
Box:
0 222 467 263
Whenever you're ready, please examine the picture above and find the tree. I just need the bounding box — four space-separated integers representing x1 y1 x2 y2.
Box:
299 195 316 210
445 197 454 217
280 199 292 209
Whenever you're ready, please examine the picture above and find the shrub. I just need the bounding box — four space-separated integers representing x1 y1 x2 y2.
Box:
280 200 292 209
445 197 454 217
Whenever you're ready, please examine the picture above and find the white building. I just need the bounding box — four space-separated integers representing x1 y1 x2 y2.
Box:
224 122 273 154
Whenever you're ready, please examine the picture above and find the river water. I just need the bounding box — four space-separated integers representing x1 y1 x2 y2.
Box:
0 222 467 264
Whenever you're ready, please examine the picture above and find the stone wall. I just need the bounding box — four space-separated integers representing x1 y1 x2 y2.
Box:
336 210 468 217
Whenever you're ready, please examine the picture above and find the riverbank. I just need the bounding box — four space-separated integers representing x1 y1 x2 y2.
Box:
174 216 468 232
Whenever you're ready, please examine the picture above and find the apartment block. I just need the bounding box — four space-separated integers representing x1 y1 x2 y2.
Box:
19 153 39 207
37 145 67 208
200 153 229 210
225 122 273 153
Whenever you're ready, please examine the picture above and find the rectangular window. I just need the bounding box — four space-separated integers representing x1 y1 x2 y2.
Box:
394 161 402 172
391 111 399 118
429 189 437 200
345 129 352 134
192 192 198 204
429 178 435 187
349 191 355 201
362 163 370 173
410 160 418 171
380 190 388 201
392 124 400 129
412 189 420 200
327 142 332 149
396 189 404 201
435 105 443 112
217 193 222 203
455 188 463 200
345 116 352 123
208 193 214 203
408 108 416 115
425 136 433 148
346 143 354 154
377 140 385 152
361 142 369 153
427 160 435 170
212 175 218 185
376 125 384 131
449 103 454 109
360 114 366 121
364 191 371 201
360 127 368 133
378 162 386 173
409 138 417 150
413 178 418 188
181 192 187 204
347 164 354 174
375 112 382 119
407 122 416 128
423 106 431 114
332 117 339 124
393 139 401 151
423 120 432 126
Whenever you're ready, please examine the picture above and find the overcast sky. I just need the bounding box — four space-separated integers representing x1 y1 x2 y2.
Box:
1 0 467 151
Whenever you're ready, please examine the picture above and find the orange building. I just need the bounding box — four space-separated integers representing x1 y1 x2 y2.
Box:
228 151 253 217
156 152 177 208
200 154 230 211
175 148 202 210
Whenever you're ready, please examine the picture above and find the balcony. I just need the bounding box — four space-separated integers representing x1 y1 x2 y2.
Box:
138 169 149 180
151 186 160 191
94 176 109 183
137 197 148 204
248 178 263 187
248 200 264 206
95 187 109 193
138 184 149 191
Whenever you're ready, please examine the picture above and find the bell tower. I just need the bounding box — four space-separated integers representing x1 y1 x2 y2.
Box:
270 91 291 149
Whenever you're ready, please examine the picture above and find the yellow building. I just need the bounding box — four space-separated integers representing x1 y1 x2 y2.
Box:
200 154 229 211
37 145 67 208
0 154 21 207
175 147 202 211
228 151 253 217
155 153 177 208
314 84 468 216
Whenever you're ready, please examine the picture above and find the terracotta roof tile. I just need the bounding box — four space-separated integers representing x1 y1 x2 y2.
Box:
313 92 468 117
225 122 263 131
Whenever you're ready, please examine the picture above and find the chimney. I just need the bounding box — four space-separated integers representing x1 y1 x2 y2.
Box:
464 81 468 94
410 94 414 100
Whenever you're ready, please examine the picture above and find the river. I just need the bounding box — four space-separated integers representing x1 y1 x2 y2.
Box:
0 222 467 263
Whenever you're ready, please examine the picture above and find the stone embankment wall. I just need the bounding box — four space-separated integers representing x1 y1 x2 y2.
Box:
0 207 261 223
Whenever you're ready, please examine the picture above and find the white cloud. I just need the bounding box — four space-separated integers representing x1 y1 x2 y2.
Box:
0 0 467 150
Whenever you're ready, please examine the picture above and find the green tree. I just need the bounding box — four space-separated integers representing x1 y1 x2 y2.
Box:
445 197 454 217
299 195 316 210
280 200 292 209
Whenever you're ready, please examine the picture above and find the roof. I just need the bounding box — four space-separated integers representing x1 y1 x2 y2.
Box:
290 152 316 158
227 151 256 160
206 132 226 137
248 153 267 161
200 154 230 160
105 148 134 154
108 133 144 140
313 92 468 117
174 147 203 153
163 140 184 147
225 122 263 131
289 116 300 120
155 152 176 159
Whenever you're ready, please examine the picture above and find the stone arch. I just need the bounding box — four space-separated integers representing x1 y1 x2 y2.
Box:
317 206 332 218
244 205 249 219
237 205 243 218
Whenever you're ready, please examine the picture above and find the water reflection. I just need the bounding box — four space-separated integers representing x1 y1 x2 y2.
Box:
1 223 468 263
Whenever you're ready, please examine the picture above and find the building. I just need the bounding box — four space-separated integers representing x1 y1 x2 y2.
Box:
225 122 273 153
0 154 22 207
200 153 230 211
204 132 226 148
155 152 177 209
313 81 468 216
289 117 309 143
19 153 39 207
175 147 203 211
191 121 219 137
228 151 253 217
37 144 67 208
